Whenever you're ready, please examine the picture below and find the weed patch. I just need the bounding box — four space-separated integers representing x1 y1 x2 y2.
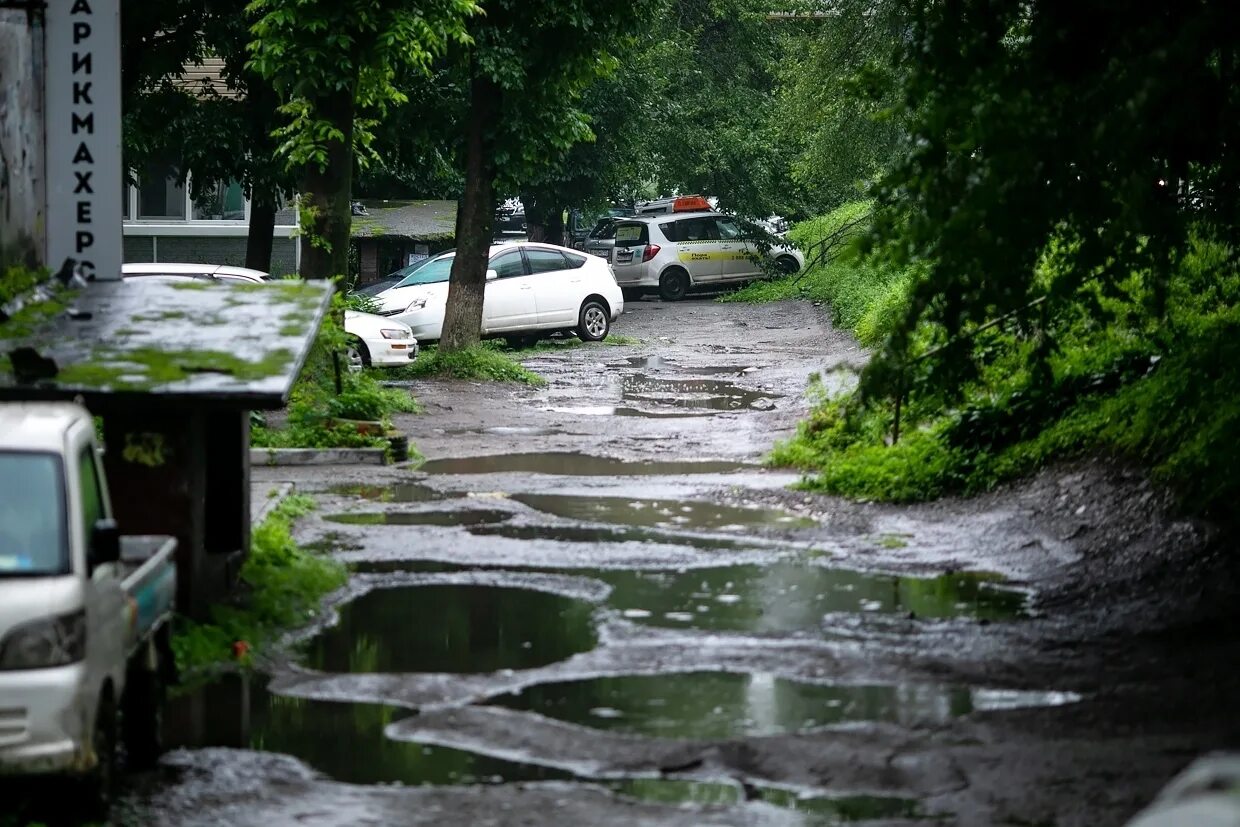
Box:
171 494 346 674
402 344 546 384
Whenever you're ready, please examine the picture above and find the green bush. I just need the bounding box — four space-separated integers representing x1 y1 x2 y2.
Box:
403 344 546 384
171 494 346 674
762 221 1240 518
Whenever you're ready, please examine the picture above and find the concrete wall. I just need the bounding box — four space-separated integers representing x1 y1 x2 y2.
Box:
123 235 299 276
0 9 45 271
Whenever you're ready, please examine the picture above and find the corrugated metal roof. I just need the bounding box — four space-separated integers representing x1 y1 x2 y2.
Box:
350 200 457 241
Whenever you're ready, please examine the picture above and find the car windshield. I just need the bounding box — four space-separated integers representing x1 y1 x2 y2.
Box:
392 255 455 288
0 451 69 576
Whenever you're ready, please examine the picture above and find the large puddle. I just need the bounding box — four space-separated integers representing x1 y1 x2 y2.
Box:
622 374 780 413
302 585 597 674
493 671 1077 737
418 452 750 476
511 494 814 531
466 523 768 551
599 563 1028 630
323 508 512 526
164 676 567 786
619 356 756 376
608 778 923 822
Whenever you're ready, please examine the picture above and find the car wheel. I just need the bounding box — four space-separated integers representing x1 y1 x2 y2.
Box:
776 255 800 275
346 338 370 371
577 300 610 342
659 268 689 301
122 654 166 770
79 693 118 820
503 334 540 350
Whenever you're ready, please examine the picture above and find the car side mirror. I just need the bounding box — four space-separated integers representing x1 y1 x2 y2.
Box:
485 269 498 281
90 518 121 568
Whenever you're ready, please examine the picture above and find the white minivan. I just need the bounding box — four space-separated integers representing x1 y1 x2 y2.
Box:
610 199 804 301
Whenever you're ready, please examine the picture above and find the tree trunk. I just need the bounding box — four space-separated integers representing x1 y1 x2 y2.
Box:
440 75 500 352
299 88 355 280
245 198 276 274
523 195 566 246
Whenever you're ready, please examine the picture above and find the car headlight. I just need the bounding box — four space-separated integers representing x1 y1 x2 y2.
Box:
0 610 86 670
405 297 429 312
380 328 411 340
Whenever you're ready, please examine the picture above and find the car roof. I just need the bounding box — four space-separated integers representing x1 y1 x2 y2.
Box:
121 263 269 280
0 402 89 453
619 211 724 224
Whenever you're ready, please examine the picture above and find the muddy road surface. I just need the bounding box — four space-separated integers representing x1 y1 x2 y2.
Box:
118 297 1239 826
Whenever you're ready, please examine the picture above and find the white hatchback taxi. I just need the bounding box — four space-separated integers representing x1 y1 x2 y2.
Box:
374 242 624 343
609 196 804 301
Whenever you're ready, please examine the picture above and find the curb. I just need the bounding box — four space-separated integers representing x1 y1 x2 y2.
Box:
252 482 293 526
250 448 388 466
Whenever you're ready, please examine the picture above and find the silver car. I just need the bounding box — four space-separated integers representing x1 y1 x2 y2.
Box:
609 210 804 301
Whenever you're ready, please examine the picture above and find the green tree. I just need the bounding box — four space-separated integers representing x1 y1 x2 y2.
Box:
865 0 1240 397
439 0 659 351
247 0 477 280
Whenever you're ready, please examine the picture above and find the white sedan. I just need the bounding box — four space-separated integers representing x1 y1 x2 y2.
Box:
373 242 624 343
120 263 417 368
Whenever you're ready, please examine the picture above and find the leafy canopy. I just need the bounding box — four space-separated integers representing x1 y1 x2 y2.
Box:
866 0 1240 397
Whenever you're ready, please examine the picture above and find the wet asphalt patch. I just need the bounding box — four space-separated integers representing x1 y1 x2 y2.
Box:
510 494 814 531
418 451 751 476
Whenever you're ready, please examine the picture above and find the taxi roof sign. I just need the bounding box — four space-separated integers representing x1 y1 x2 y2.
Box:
672 195 712 212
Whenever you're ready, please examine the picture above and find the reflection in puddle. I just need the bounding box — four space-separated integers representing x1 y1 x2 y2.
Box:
328 482 443 502
302 585 597 673
608 778 923 822
323 508 512 526
511 494 814 531
165 676 567 786
621 356 754 376
598 563 1028 630
495 672 1078 737
419 452 750 476
623 374 780 412
546 405 709 419
466 523 767 552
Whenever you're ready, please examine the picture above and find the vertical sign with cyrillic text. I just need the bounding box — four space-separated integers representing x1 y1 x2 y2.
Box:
45 0 122 281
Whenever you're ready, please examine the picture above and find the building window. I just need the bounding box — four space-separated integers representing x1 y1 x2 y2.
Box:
137 162 187 219
192 179 247 220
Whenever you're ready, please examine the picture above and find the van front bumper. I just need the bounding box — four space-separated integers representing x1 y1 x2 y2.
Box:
0 663 91 776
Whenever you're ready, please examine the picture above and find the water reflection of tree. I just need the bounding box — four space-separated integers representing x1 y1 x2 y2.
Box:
303 585 597 674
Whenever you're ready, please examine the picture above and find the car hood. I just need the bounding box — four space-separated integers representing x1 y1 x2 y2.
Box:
344 309 411 338
375 282 449 312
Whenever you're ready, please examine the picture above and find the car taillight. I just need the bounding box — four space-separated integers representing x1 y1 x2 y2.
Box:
642 244 661 263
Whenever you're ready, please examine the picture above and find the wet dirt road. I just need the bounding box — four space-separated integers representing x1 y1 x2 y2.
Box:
119 298 1240 826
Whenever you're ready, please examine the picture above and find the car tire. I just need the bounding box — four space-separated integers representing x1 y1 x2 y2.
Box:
122 655 165 770
503 334 539 350
346 338 370 371
659 268 689 301
79 692 118 820
776 255 800 275
577 299 610 342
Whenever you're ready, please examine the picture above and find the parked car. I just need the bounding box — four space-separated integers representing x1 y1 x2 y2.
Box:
351 253 449 297
609 199 805 301
120 264 417 368
374 242 624 343
582 217 620 259
494 198 527 236
0 402 178 816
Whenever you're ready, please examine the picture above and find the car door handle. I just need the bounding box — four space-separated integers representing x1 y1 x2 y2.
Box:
520 285 532 290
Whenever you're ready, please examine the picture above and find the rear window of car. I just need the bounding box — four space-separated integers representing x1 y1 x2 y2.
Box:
563 252 587 269
614 223 648 247
526 249 567 274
